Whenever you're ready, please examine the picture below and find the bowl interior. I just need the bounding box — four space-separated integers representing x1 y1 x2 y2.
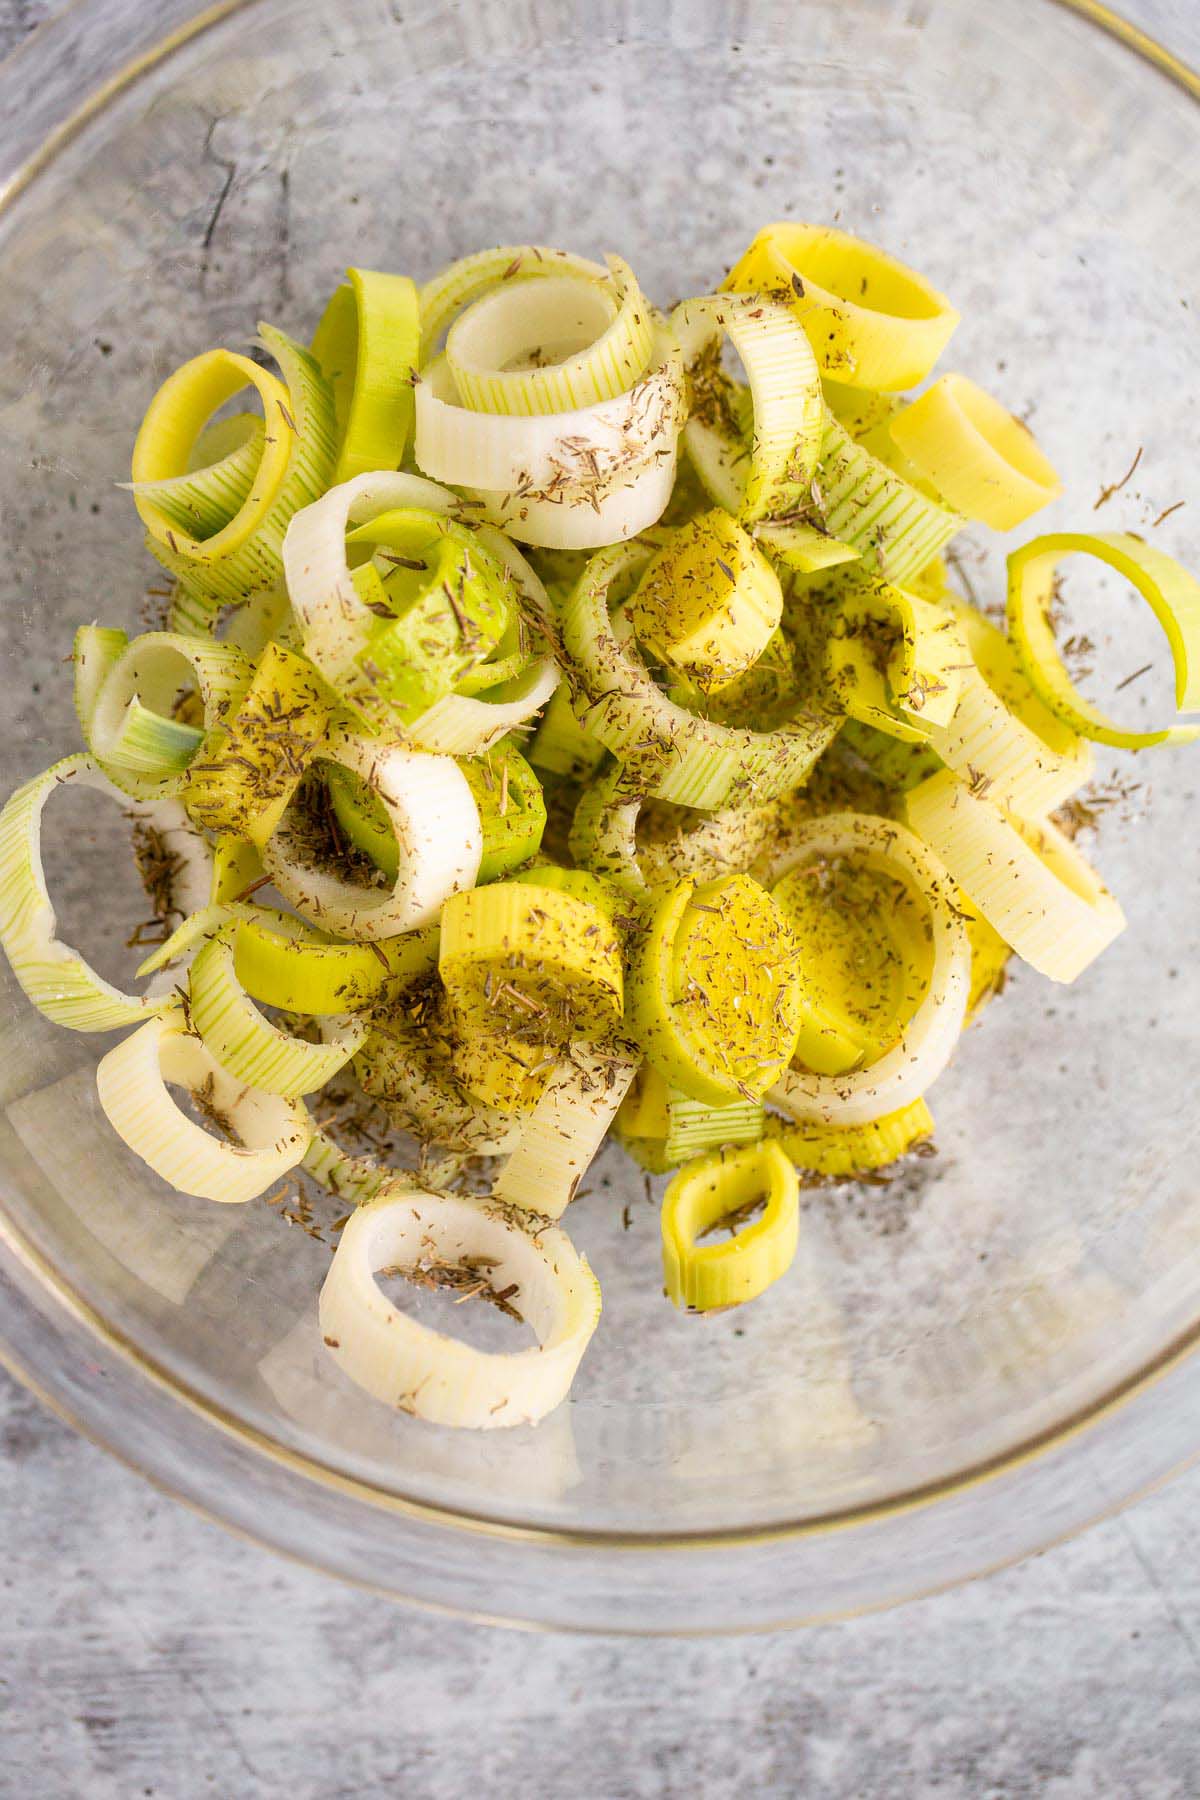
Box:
0 0 1199 1546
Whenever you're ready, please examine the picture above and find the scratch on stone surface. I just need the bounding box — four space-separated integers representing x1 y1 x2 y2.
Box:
200 115 238 260
1115 1510 1200 1676
277 164 293 311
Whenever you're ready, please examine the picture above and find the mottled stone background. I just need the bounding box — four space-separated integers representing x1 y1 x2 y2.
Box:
2 2 1199 1795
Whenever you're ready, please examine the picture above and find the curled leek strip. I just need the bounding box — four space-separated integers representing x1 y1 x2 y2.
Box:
133 325 337 604
662 1087 765 1163
301 1129 389 1208
438 881 625 1043
188 926 367 1098
566 760 646 897
560 541 838 809
417 242 610 361
318 1183 601 1428
811 410 964 585
329 739 546 887
210 835 264 904
466 451 678 551
449 1029 557 1116
723 221 959 390
493 1042 640 1219
905 768 1126 983
446 254 654 416
311 267 420 481
926 600 1094 813
282 470 560 753
510 863 625 921
527 681 607 781
753 520 860 576
661 1140 799 1313
628 508 784 692
764 1097 934 1177
627 874 805 1107
233 911 430 1013
824 579 969 735
182 642 331 845
0 756 209 1031
127 412 266 538
766 814 970 1125
262 730 482 939
81 630 253 801
414 325 684 497
887 375 1062 530
672 293 823 525
1006 533 1200 749
96 1004 312 1203
354 1019 525 1157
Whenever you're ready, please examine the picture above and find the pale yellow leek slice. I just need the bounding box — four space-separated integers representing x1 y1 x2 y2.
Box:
662 1086 766 1162
765 1097 934 1176
766 813 970 1125
627 874 804 1106
188 925 366 1097
628 508 783 691
446 255 653 417
672 293 823 524
0 756 210 1031
96 1005 311 1203
354 1017 524 1157
282 470 560 752
438 881 624 1043
661 1140 799 1312
812 410 964 585
311 266 420 481
262 729 482 938
560 541 838 809
493 1042 640 1219
82 631 253 802
416 324 684 495
724 222 959 390
905 768 1125 982
1007 532 1200 748
319 1182 601 1428
824 578 968 735
133 325 337 604
566 759 646 897
887 375 1061 529
417 243 611 362
233 911 427 1013
527 680 607 781
210 834 263 905
181 642 331 845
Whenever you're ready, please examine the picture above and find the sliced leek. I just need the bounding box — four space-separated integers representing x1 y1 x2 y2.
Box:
1007 532 1200 748
318 1183 601 1428
673 293 823 524
766 814 970 1124
628 508 783 691
311 266 420 481
0 756 208 1030
560 540 837 808
439 881 624 1042
661 1139 799 1312
724 222 959 390
905 768 1126 982
189 925 366 1096
96 1005 311 1203
262 729 482 938
627 874 804 1106
765 1097 934 1176
887 374 1061 529
493 1042 640 1218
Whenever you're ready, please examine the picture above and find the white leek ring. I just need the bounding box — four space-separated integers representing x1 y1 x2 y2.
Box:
905 768 1125 983
766 813 970 1125
0 756 210 1031
261 729 482 938
96 1006 311 1203
318 1183 601 1428
188 925 367 1097
493 1043 640 1220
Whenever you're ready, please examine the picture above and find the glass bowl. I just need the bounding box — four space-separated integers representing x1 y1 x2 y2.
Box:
1 0 1198 1634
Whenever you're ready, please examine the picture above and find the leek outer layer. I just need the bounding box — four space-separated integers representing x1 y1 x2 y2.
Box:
723 221 959 391
905 768 1126 982
661 1139 800 1312
1007 532 1200 749
766 813 970 1125
318 1182 601 1428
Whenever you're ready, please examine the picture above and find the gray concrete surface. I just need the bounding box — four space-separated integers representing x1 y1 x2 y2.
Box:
2 1 1200 1796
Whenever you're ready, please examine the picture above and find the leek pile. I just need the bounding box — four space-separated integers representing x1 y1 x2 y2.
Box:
4 228 1196 1429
